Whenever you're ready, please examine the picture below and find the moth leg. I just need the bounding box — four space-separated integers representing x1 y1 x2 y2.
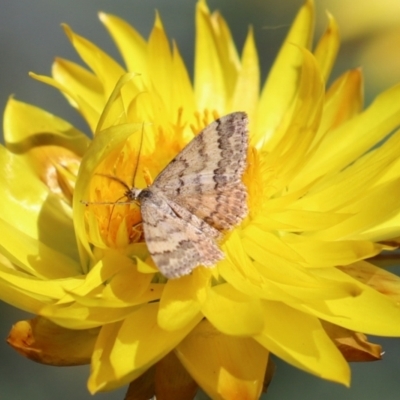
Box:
130 221 144 242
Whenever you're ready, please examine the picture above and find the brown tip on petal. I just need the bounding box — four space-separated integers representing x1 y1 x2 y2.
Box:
322 321 383 362
7 316 98 366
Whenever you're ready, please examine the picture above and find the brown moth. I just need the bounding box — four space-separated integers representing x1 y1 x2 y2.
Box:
93 112 249 279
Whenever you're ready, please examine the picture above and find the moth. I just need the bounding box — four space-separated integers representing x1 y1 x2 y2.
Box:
95 112 249 279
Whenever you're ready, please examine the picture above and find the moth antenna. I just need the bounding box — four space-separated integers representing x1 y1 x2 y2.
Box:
94 173 131 191
81 181 137 233
80 174 131 206
132 123 145 187
81 173 136 206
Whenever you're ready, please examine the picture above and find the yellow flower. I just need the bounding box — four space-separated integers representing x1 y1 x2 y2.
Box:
3 1 400 399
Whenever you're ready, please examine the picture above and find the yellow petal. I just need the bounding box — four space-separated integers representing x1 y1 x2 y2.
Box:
89 303 201 392
260 209 351 232
7 316 96 365
195 0 238 113
242 227 328 285
99 12 147 82
52 57 104 119
256 0 314 141
231 26 260 123
40 299 139 330
29 71 101 133
255 301 350 386
158 270 206 331
89 320 122 392
300 83 400 182
0 147 79 263
171 43 196 122
147 13 173 117
300 267 400 335
209 9 241 102
258 48 324 183
201 283 264 336
292 130 400 218
285 235 386 267
0 146 46 238
0 216 80 279
96 72 141 132
313 178 400 240
176 320 269 400
62 24 126 98
313 12 340 82
0 263 81 308
65 253 161 308
222 230 360 303
318 69 363 136
73 121 142 268
4 98 89 154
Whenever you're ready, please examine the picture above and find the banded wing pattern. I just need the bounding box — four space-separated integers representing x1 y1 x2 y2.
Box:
128 112 249 278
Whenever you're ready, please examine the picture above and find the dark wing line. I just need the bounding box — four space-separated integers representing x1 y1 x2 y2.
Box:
151 112 248 199
140 195 223 278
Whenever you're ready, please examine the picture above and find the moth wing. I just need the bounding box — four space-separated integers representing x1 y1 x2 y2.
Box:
153 112 248 192
177 184 248 231
151 112 248 230
139 192 223 279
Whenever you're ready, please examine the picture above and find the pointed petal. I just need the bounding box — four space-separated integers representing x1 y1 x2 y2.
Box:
171 43 196 122
176 320 268 400
88 303 201 392
255 301 350 386
147 13 173 117
312 178 400 240
318 69 363 136
29 72 100 133
256 0 314 140
52 57 104 120
256 48 324 187
99 12 147 80
62 24 125 97
300 83 400 182
194 1 240 113
313 12 340 82
231 26 260 122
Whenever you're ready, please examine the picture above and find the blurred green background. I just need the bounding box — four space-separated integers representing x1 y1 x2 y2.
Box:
1 1 400 399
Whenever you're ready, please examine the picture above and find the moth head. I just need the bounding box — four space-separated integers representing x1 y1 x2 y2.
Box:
126 187 142 201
